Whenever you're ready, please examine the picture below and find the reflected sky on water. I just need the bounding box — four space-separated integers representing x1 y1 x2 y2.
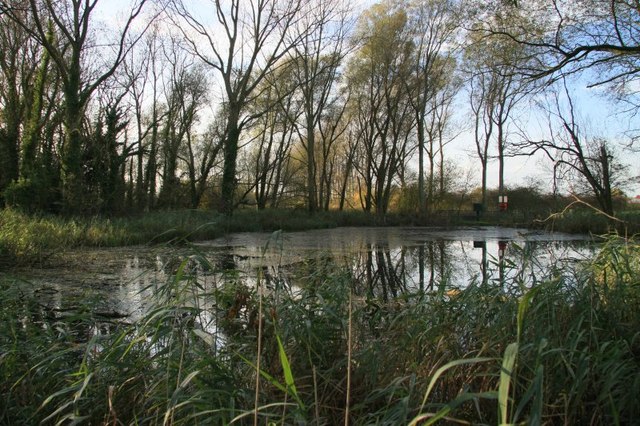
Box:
4 227 595 321
198 226 594 298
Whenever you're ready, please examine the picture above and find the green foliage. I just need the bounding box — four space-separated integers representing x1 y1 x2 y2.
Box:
3 177 59 213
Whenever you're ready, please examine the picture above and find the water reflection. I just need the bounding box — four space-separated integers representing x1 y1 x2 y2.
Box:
306 238 593 301
4 227 594 321
347 241 452 300
240 228 594 303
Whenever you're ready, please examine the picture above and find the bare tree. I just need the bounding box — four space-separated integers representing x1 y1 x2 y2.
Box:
479 1 640 142
165 0 310 214
482 1 640 87
424 70 462 209
468 68 493 209
119 25 165 210
513 81 629 216
465 7 533 208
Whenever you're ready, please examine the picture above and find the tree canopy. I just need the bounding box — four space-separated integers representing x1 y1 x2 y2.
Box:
0 0 636 216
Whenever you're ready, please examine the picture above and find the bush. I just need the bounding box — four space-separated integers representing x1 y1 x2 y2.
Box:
3 177 60 213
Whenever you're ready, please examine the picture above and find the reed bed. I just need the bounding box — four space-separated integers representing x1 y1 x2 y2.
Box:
1 235 639 424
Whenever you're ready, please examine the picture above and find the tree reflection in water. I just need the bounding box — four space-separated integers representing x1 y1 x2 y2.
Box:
265 237 593 302
348 240 453 301
7 228 593 331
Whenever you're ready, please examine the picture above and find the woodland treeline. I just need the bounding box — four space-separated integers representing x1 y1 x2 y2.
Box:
0 0 637 217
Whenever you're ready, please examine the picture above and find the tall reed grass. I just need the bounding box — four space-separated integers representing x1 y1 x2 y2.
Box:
1 235 638 424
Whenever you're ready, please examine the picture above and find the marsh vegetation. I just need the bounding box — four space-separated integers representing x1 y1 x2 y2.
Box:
1 228 638 424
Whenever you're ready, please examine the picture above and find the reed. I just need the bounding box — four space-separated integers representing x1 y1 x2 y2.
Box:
0 235 638 424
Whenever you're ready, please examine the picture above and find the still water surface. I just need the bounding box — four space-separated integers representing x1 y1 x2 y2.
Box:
6 226 594 320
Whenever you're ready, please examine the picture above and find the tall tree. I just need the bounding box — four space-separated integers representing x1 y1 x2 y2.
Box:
142 30 164 210
337 126 358 210
288 0 352 212
180 85 222 209
183 125 223 209
156 39 208 208
0 0 152 213
347 0 415 216
166 0 310 215
465 7 533 206
423 65 461 209
316 96 350 211
405 0 461 214
119 25 163 210
247 65 301 210
468 69 493 209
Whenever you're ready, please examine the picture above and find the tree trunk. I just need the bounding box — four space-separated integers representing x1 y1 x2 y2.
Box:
145 121 158 211
220 108 241 215
600 145 614 216
417 119 425 215
498 124 505 196
306 124 317 213
61 86 85 213
481 159 487 209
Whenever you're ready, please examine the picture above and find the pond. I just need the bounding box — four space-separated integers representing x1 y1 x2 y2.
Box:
4 226 593 322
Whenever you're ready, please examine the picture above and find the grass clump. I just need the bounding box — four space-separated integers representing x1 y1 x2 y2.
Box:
1 236 639 424
0 209 86 265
